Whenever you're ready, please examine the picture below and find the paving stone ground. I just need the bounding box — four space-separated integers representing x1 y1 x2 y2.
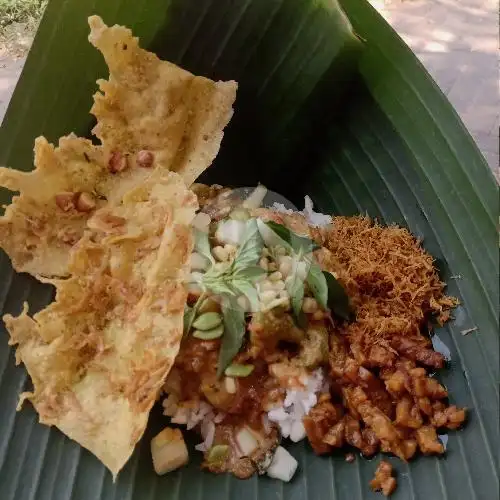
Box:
370 0 499 180
0 55 25 124
0 1 498 180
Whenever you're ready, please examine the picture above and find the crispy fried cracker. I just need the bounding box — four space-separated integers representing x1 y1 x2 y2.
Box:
0 134 154 277
0 16 236 278
88 16 237 186
4 170 197 477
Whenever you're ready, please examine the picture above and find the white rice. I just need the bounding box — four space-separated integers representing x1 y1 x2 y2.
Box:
162 397 224 451
162 368 326 452
272 195 332 227
267 368 326 443
196 420 216 452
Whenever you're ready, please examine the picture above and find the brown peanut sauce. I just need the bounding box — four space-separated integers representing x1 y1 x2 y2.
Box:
174 338 281 429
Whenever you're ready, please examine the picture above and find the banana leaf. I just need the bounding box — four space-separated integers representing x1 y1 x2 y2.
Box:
0 0 497 500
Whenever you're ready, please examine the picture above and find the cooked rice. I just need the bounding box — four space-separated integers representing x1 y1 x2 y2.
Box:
162 396 225 451
267 369 325 442
272 196 332 227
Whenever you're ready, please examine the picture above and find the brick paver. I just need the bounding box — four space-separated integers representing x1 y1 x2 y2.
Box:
0 56 25 125
370 0 499 180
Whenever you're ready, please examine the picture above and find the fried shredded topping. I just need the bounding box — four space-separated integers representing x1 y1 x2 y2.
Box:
317 216 458 363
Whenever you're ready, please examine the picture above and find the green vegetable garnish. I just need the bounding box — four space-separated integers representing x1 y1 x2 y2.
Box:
190 220 265 372
193 228 215 265
264 221 352 323
192 312 223 331
323 271 353 321
286 255 306 321
193 324 225 340
306 261 328 309
183 292 207 337
217 295 246 377
229 208 250 221
224 363 255 377
188 216 351 374
231 219 263 271
264 220 320 253
207 444 229 463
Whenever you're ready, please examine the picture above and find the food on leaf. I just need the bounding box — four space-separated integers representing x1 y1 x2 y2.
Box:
0 15 466 496
151 427 189 475
370 461 397 497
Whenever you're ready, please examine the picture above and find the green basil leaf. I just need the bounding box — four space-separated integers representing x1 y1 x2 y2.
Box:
232 219 263 270
232 265 266 281
194 228 215 264
323 271 353 321
306 262 328 309
217 295 246 377
204 279 235 297
265 220 320 253
203 262 230 281
183 305 195 336
296 310 308 329
231 278 259 312
224 363 254 377
286 259 305 319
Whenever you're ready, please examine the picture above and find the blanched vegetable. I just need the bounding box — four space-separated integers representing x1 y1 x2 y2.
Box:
193 324 224 340
236 426 259 456
151 427 189 475
224 363 255 377
215 219 246 246
229 207 250 221
207 444 229 464
266 446 298 482
193 312 223 331
242 185 268 209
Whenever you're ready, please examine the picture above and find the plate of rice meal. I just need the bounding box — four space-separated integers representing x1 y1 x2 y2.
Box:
0 4 497 500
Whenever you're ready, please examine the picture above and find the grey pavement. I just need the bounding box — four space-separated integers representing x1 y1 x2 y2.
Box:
370 0 499 180
0 55 25 124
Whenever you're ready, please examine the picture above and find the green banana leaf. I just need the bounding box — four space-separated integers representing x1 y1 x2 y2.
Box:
0 1 497 500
